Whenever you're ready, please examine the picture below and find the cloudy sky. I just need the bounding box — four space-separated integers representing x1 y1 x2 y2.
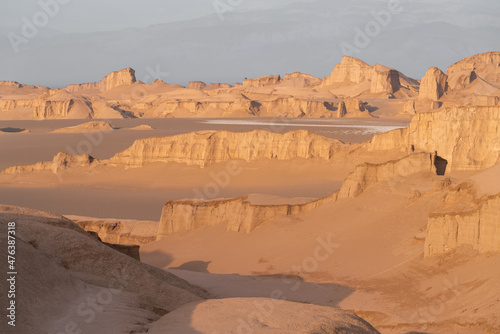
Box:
1 0 499 87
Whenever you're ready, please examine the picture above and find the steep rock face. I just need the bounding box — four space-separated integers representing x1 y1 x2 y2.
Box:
369 106 500 171
324 56 374 85
33 99 91 119
243 74 281 87
108 130 345 168
447 52 500 79
338 153 434 198
425 193 500 257
370 64 401 94
0 99 33 112
187 81 207 90
322 57 404 95
99 68 137 91
65 68 137 93
419 67 448 100
158 195 336 238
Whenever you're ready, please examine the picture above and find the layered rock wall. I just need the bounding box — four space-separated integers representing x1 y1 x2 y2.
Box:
425 194 500 257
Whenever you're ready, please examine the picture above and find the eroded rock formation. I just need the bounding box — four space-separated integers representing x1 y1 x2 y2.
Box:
419 67 448 101
425 193 500 257
369 106 500 171
338 153 434 198
108 130 345 168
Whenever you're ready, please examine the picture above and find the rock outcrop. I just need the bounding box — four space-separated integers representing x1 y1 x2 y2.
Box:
369 106 500 171
108 130 345 168
187 81 207 90
322 56 404 95
72 216 158 245
145 97 346 118
370 64 401 94
425 193 500 257
338 153 434 198
2 152 97 174
243 74 281 87
52 121 115 133
324 56 374 85
157 195 335 238
64 68 136 93
419 67 448 101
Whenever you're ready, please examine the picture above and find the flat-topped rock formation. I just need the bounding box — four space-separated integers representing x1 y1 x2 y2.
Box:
108 130 347 168
425 187 500 257
369 105 500 171
157 194 336 238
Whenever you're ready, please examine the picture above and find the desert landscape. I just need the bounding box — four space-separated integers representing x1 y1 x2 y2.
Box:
1 1 500 333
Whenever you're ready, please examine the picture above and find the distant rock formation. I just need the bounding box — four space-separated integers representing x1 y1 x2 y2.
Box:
321 56 405 96
65 68 137 93
187 81 207 90
419 67 448 101
370 64 400 94
52 121 115 133
243 74 281 87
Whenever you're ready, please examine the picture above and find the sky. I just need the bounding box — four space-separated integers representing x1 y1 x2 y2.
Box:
0 0 499 87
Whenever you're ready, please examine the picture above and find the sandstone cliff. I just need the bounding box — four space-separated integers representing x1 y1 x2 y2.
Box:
108 130 346 168
425 193 500 257
321 56 412 97
338 153 434 198
64 68 137 93
418 67 448 101
157 194 335 238
369 105 500 171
